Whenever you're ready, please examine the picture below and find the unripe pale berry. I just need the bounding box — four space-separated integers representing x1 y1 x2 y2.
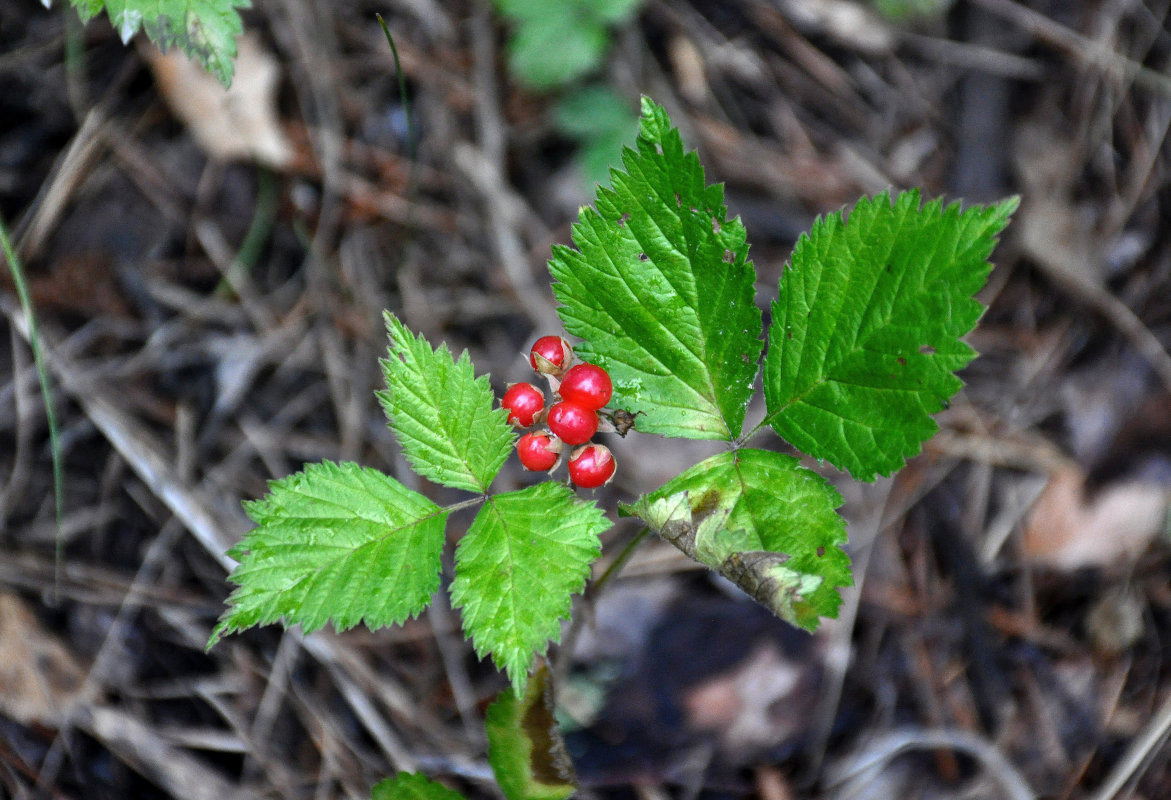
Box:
558 363 612 410
529 335 574 376
568 444 616 488
517 431 560 471
502 382 544 427
546 401 598 445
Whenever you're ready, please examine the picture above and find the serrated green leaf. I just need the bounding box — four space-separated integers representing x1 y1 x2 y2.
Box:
378 312 514 494
450 483 608 692
763 191 1017 480
486 664 576 800
68 0 249 85
372 773 466 800
622 449 849 629
209 461 447 645
550 97 763 440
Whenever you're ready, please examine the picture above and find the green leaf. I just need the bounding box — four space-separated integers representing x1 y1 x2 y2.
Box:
492 0 641 89
209 461 447 645
378 312 514 494
450 483 608 692
553 86 638 189
763 191 1018 480
550 97 763 440
66 0 249 86
622 449 849 629
372 773 466 800
507 12 608 90
486 664 576 800
591 0 642 23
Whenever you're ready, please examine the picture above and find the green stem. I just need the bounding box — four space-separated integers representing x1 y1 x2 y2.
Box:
215 166 280 297
0 215 65 597
376 14 417 165
589 525 652 598
551 525 653 685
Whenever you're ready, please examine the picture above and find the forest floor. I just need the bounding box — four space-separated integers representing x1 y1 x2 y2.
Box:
2 1 1171 798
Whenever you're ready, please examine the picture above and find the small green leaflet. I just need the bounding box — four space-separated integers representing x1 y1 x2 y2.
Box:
623 449 849 629
62 0 249 86
550 97 762 440
209 461 447 646
372 773 466 800
486 664 577 800
450 483 608 692
492 0 641 90
553 85 638 189
379 312 514 494
763 190 1018 480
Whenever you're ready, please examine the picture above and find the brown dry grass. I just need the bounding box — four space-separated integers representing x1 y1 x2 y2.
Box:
2 1 1170 798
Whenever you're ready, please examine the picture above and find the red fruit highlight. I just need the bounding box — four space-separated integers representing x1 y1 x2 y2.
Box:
558 363 612 410
502 382 544 427
517 431 560 471
568 444 616 489
529 335 574 376
546 401 598 445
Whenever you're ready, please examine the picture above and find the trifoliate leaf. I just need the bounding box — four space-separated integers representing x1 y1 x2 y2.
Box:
622 449 849 629
450 483 608 692
486 664 576 800
550 97 763 440
67 0 249 86
378 313 514 494
209 461 447 646
372 773 466 800
763 191 1018 480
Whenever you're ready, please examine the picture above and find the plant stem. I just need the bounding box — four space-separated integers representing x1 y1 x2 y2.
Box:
0 214 65 598
551 525 653 686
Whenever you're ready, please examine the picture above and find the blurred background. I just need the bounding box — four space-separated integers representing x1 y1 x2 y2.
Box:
1 0 1170 798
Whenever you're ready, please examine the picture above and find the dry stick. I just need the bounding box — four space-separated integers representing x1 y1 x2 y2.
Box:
426 581 485 747
0 300 422 774
77 706 250 800
1087 690 1171 800
970 0 1171 97
14 108 107 260
1029 247 1171 397
463 0 562 337
36 520 186 791
827 728 1034 800
804 478 894 779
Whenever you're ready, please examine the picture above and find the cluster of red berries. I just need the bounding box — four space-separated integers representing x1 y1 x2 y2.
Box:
501 336 616 489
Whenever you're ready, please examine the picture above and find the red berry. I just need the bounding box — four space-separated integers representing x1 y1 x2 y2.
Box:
517 431 560 471
502 382 544 427
546 401 598 445
558 363 612 410
568 444 616 489
529 335 574 376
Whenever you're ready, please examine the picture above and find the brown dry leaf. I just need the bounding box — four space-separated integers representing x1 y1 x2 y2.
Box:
0 591 94 725
682 641 812 754
145 34 293 168
1022 466 1168 570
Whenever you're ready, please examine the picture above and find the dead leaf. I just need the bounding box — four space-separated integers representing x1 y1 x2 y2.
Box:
0 591 94 725
145 34 293 168
1022 466 1168 569
683 641 811 754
